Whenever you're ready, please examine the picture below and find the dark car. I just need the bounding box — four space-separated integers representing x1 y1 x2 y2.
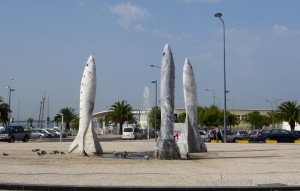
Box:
249 130 260 142
0 126 31 143
256 129 299 143
291 131 300 139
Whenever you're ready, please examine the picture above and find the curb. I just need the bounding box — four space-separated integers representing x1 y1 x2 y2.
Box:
1 183 300 191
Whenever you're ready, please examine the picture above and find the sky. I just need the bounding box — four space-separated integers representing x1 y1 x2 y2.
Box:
1 0 300 121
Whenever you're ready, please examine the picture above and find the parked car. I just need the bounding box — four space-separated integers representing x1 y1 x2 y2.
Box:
144 128 156 139
30 130 45 139
38 129 55 138
249 130 260 142
199 130 209 142
0 126 31 143
224 131 250 143
232 130 251 143
256 129 299 143
48 128 67 138
291 131 300 139
122 126 145 140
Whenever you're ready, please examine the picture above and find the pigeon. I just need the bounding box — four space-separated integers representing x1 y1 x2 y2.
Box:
32 149 40 152
144 155 150 160
37 152 42 156
3 152 9 156
50 150 59 154
60 152 65 155
121 151 127 159
41 151 47 155
112 151 118 157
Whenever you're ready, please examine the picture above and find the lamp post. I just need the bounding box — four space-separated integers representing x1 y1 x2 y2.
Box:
58 113 64 142
266 100 275 128
151 80 158 142
205 88 216 106
7 78 15 126
150 64 161 69
215 12 227 142
275 98 283 128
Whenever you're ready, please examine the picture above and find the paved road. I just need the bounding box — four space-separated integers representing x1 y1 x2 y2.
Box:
0 135 300 190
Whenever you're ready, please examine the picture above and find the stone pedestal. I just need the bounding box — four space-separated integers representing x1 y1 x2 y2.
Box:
156 139 181 160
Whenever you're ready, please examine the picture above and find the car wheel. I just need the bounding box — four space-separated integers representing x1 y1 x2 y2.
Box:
9 136 15 143
23 136 29 142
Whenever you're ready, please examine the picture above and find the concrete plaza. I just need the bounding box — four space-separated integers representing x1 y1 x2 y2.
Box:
0 135 300 190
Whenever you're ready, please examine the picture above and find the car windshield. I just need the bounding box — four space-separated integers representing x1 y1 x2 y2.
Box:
124 128 133 132
0 127 6 133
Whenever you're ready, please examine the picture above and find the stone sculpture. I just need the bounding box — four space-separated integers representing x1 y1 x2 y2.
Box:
177 58 207 156
156 44 181 160
69 55 103 155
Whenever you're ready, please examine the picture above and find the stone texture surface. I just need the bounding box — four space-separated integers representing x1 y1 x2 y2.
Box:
178 58 207 155
69 55 103 155
157 44 181 159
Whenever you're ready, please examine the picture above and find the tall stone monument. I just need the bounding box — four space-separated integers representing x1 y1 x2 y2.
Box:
177 58 207 156
69 55 103 155
156 44 181 160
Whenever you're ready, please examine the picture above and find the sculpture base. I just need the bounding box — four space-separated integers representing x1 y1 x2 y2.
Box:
155 139 181 160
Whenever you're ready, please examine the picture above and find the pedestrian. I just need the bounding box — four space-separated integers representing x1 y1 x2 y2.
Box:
216 126 222 142
213 125 217 141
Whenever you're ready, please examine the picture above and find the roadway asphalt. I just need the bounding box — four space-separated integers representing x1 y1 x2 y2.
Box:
0 134 300 190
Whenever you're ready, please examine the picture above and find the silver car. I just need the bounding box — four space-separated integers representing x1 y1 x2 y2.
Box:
199 130 209 142
31 130 45 139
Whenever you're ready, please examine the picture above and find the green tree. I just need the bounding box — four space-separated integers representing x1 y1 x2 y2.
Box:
226 112 240 131
27 118 34 128
148 106 161 131
176 112 186 123
106 100 133 134
71 117 79 131
277 101 300 131
245 111 269 129
54 107 78 130
198 105 222 128
0 97 10 126
261 115 272 127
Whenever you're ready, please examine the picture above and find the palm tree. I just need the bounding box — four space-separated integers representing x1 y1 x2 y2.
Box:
27 118 34 128
0 97 10 126
106 100 133 134
277 101 300 131
54 107 78 130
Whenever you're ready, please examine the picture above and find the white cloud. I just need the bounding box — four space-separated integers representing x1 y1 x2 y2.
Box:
273 24 288 33
110 3 149 28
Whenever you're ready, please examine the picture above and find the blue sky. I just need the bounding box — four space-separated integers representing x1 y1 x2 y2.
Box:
1 0 299 121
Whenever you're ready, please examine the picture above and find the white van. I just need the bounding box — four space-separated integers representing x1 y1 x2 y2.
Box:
122 126 145 140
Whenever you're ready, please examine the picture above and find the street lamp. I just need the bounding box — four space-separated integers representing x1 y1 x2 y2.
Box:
151 80 158 142
266 100 275 128
58 113 64 142
150 64 160 68
215 12 227 142
205 88 216 106
7 78 15 126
